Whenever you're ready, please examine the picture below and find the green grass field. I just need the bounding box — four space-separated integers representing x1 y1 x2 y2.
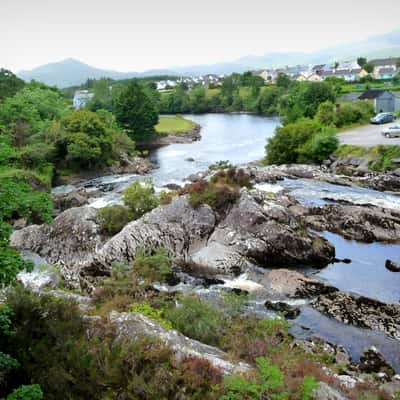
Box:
155 115 197 135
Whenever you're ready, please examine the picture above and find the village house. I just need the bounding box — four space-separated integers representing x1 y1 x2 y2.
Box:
358 89 400 113
73 90 94 109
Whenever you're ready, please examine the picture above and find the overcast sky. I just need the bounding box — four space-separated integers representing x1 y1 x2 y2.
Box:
1 0 399 72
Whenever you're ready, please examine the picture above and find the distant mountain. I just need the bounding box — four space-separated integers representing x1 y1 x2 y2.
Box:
17 29 400 88
17 58 177 88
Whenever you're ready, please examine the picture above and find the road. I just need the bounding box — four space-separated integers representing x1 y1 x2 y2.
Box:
339 123 400 147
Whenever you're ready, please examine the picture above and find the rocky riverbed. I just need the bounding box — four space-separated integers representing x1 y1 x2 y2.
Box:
11 161 400 397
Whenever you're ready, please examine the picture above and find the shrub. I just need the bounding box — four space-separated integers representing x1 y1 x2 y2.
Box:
133 247 173 284
122 179 159 220
208 160 232 171
130 303 172 329
164 295 225 346
316 101 336 126
6 384 43 400
265 118 323 165
221 357 288 400
97 205 133 236
300 376 319 400
298 128 339 163
181 168 252 212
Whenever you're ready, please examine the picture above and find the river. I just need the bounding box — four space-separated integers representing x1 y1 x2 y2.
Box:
47 113 400 370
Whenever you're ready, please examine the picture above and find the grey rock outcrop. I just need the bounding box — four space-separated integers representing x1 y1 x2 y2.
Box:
313 292 400 340
313 382 349 400
11 191 335 276
297 204 400 243
10 206 105 269
262 269 337 298
110 311 250 375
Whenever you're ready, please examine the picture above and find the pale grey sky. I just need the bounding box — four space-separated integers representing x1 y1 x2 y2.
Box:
1 0 399 72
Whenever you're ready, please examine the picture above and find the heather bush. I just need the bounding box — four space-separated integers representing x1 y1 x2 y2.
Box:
97 204 133 235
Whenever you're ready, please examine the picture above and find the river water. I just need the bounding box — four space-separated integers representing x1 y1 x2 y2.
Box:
47 113 400 370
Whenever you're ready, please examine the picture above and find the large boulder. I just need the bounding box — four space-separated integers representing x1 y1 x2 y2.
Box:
10 206 104 269
110 311 250 375
189 191 335 273
299 204 400 243
313 291 400 340
262 269 337 298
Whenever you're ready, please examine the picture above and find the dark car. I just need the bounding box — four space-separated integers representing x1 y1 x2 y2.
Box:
370 113 397 124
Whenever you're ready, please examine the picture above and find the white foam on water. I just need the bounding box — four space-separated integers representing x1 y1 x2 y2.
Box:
222 273 264 292
255 183 284 194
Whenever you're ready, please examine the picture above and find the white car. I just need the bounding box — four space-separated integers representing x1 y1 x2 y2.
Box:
382 124 400 138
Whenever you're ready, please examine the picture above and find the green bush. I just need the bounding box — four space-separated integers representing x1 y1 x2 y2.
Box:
130 303 173 329
97 205 133 236
133 247 173 284
164 295 224 346
6 384 43 400
122 179 159 220
298 128 339 163
300 376 319 400
221 357 288 400
265 118 323 165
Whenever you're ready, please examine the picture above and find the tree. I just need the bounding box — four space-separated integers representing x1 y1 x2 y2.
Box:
87 78 113 111
190 85 209 113
276 73 291 88
0 69 25 102
357 57 367 68
114 80 159 140
0 86 69 145
59 110 113 169
363 63 375 74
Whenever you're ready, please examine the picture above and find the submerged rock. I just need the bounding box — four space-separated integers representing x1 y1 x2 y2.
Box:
264 300 300 319
385 259 400 272
110 311 250 375
313 292 400 340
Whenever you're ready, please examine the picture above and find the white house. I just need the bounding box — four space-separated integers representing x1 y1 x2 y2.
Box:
73 90 94 109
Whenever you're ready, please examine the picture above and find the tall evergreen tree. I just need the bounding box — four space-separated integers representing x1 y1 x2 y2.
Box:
114 80 158 140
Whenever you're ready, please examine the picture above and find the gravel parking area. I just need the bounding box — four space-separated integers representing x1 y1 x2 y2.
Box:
339 123 400 146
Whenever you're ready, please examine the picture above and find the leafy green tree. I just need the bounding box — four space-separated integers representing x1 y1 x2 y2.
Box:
276 73 291 88
59 110 113 169
87 78 113 111
363 63 375 74
0 86 69 145
114 80 159 140
0 69 25 102
257 86 283 115
357 57 367 68
190 85 209 113
281 82 336 123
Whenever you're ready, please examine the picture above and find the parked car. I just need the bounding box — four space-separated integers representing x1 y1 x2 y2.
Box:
382 124 400 138
370 113 397 124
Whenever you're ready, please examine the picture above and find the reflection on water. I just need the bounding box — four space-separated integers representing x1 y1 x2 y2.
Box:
316 232 400 304
149 114 279 186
